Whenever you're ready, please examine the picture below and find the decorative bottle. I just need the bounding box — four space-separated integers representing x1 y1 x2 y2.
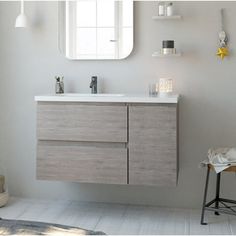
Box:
158 2 165 16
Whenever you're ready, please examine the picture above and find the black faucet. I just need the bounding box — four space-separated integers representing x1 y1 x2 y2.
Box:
90 76 97 94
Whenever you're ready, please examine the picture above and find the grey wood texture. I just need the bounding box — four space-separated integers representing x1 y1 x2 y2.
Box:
129 105 177 186
37 103 127 143
37 141 127 184
1 197 235 235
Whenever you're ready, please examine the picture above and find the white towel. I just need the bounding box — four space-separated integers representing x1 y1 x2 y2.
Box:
207 148 236 173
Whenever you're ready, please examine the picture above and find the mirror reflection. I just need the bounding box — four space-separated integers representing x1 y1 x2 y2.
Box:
59 0 133 60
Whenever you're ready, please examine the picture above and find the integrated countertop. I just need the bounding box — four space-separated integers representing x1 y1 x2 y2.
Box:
35 93 179 104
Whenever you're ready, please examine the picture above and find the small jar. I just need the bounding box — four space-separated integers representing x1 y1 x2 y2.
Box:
166 2 173 16
162 40 175 55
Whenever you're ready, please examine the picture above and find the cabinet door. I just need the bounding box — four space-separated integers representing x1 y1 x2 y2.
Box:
37 141 127 185
37 103 127 143
129 105 177 186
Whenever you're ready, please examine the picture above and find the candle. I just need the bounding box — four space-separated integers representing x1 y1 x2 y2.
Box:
161 40 176 55
159 78 173 96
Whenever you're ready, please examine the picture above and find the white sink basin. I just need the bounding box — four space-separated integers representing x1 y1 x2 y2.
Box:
62 93 125 97
35 94 179 104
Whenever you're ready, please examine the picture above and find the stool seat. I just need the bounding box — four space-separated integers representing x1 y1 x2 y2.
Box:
208 164 236 172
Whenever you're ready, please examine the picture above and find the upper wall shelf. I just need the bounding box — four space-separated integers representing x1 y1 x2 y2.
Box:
152 15 182 20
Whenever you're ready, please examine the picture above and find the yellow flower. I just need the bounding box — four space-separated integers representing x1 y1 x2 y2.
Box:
216 47 229 60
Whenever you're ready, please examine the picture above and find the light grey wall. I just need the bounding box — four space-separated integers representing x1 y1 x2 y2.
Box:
1 1 236 208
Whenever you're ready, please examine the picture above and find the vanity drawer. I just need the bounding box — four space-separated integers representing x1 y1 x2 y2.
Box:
37 141 127 184
37 103 127 143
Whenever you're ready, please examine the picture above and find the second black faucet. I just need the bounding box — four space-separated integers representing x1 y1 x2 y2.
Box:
90 76 98 94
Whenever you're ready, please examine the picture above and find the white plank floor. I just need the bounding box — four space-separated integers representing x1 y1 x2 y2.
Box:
0 197 235 235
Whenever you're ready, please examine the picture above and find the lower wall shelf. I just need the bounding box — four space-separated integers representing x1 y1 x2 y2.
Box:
152 51 182 57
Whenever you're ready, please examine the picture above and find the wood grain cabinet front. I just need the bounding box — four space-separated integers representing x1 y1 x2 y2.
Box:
37 141 127 185
36 102 178 186
37 102 127 143
129 105 177 186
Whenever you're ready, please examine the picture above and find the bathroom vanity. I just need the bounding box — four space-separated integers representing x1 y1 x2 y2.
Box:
35 94 179 186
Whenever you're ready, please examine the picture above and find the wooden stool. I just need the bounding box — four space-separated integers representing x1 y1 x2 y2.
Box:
201 164 236 225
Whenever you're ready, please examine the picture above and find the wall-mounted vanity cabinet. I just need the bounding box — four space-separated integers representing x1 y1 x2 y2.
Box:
35 95 179 186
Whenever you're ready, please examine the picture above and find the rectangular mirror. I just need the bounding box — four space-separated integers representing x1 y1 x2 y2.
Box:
58 0 134 60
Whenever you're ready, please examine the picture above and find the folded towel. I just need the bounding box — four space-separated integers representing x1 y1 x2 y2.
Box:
201 148 236 173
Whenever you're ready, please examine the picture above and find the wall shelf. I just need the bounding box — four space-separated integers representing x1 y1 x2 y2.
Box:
152 15 182 20
152 51 182 57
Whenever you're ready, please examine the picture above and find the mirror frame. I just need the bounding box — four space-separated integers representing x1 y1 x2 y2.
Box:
58 0 134 60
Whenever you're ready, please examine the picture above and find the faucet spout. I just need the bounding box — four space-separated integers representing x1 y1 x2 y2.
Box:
90 76 98 94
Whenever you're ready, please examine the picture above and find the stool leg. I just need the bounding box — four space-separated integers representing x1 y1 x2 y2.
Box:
214 173 221 215
201 166 210 225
